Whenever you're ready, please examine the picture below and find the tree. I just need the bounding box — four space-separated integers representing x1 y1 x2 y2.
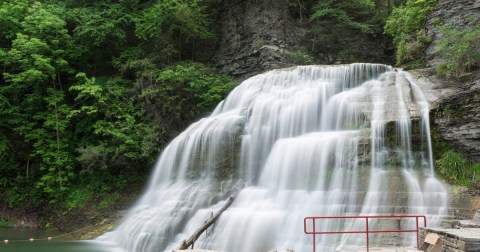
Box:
134 0 212 63
310 0 375 34
139 62 236 132
1 1 75 202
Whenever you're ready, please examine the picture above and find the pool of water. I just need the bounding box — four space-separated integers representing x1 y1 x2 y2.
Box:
0 228 123 252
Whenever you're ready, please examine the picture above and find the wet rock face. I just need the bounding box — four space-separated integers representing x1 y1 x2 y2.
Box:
433 75 480 161
416 0 480 161
425 0 480 67
212 0 299 79
411 69 480 162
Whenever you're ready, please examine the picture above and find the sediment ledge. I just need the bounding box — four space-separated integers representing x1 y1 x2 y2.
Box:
420 227 480 251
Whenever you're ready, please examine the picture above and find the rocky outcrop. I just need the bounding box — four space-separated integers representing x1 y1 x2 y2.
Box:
424 0 480 67
412 0 480 162
213 0 300 79
212 0 391 79
419 227 480 252
411 68 480 161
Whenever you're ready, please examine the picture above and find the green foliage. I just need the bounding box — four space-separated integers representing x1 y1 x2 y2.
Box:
0 0 29 41
0 0 235 216
405 59 426 70
135 0 211 41
310 0 375 34
432 126 480 186
66 187 92 209
437 150 468 184
0 1 75 202
436 150 480 186
65 172 120 210
98 193 121 209
64 1 135 74
0 218 14 227
70 74 159 168
307 0 394 63
289 48 315 65
134 0 212 63
140 62 237 130
394 29 431 65
384 0 437 65
436 17 480 77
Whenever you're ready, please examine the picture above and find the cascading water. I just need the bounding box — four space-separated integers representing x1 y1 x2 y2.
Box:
98 64 448 252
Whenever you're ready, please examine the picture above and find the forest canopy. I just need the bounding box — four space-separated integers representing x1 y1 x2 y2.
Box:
0 0 234 213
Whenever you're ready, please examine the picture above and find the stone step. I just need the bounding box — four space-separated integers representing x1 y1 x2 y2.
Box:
338 246 420 252
420 227 480 252
265 248 421 252
441 219 480 229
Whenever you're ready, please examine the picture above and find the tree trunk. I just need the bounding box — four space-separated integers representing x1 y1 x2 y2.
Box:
175 181 245 251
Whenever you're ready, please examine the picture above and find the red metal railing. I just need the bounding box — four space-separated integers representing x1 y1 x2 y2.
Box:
304 215 427 252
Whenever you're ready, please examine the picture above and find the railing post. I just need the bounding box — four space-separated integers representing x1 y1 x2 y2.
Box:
416 217 419 249
303 215 427 252
313 218 316 252
365 217 369 252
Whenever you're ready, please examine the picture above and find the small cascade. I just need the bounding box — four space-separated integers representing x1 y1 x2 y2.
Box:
98 64 448 252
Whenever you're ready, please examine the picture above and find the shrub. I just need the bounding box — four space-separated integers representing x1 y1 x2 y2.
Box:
436 149 480 186
395 30 432 65
436 17 480 77
289 48 315 65
384 0 437 65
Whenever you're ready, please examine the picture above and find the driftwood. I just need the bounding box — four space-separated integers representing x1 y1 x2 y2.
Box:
175 182 245 251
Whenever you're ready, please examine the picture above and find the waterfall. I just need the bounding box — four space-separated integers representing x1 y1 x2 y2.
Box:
98 64 448 252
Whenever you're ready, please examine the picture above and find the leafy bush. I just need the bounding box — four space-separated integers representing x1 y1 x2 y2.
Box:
436 149 480 186
395 29 432 65
0 218 14 227
384 0 437 65
310 0 375 34
289 48 315 65
140 62 237 130
436 17 480 77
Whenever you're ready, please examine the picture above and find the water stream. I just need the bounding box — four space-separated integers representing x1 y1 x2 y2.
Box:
99 64 448 252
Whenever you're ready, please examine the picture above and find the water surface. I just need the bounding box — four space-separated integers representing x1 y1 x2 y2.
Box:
1 228 122 252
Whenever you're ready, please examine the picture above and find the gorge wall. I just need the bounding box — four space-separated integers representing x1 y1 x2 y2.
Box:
212 0 298 78
211 0 480 163
212 0 390 79
420 0 480 162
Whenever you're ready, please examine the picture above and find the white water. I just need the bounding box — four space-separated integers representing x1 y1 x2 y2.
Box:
99 64 448 252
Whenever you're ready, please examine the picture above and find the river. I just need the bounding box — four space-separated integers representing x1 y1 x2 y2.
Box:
0 228 123 252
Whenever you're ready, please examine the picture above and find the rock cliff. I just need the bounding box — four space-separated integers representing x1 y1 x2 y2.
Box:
424 0 480 67
212 0 390 79
411 69 480 161
213 0 299 79
212 0 480 162
417 0 480 161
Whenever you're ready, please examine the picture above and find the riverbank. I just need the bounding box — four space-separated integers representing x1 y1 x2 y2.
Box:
0 208 118 240
0 182 140 240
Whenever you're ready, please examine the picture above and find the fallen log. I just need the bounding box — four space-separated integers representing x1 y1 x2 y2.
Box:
175 182 245 250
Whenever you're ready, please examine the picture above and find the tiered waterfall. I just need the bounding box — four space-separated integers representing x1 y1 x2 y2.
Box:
99 64 448 252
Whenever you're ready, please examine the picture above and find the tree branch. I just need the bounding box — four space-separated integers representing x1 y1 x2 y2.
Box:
175 181 245 251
